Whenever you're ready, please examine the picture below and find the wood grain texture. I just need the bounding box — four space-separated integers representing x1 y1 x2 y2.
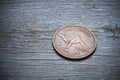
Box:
0 0 120 80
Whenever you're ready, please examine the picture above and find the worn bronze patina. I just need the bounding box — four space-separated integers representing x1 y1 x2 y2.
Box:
53 26 96 59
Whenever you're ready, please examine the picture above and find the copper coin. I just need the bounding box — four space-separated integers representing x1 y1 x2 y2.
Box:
53 26 96 59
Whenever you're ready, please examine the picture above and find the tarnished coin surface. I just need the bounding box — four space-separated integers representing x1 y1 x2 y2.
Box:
53 26 96 59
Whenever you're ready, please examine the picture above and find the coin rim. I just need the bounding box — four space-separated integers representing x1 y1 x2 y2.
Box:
53 26 96 59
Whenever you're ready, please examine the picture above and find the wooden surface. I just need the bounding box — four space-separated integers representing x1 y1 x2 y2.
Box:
0 0 120 80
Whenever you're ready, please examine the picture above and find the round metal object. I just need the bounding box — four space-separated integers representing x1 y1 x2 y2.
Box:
53 26 96 59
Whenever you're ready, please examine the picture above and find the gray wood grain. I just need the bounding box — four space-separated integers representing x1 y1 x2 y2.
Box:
0 0 120 80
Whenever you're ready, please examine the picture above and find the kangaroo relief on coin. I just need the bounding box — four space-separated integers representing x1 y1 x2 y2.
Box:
53 26 96 59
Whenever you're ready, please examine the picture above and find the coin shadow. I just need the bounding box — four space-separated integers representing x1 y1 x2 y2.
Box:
53 46 97 61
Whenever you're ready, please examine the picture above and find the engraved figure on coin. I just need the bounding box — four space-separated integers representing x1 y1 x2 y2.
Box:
58 33 90 53
53 26 96 59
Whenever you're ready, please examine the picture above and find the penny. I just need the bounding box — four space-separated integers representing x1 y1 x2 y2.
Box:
53 26 96 59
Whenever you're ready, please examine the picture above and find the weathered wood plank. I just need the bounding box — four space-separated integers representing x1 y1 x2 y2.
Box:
0 0 120 80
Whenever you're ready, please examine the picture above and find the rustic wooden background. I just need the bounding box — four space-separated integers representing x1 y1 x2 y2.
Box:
0 0 120 80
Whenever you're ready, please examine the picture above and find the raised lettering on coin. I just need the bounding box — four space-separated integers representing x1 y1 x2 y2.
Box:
53 26 96 59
